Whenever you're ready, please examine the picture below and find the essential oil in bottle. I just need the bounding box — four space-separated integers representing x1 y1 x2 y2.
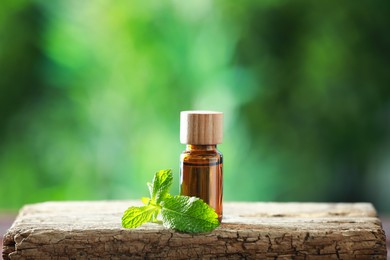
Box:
179 111 223 222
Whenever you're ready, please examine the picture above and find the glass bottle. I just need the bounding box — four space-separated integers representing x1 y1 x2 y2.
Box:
179 111 224 222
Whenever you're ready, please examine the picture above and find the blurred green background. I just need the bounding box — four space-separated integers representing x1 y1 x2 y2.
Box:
0 0 389 213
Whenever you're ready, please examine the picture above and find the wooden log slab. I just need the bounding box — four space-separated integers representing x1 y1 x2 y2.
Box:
2 201 387 259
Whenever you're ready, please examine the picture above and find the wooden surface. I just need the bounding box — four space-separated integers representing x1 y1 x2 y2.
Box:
2 201 387 259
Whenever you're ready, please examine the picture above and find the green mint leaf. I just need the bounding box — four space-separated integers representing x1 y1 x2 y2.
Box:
122 205 159 228
141 197 150 205
160 195 220 233
122 169 220 234
149 169 173 204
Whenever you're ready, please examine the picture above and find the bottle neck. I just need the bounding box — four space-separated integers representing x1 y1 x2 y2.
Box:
185 144 217 151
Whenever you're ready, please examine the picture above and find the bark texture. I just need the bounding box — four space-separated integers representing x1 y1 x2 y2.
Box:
2 201 387 259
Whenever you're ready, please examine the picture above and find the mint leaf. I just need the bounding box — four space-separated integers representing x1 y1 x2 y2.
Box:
160 195 220 233
141 197 150 205
148 169 173 204
122 169 220 233
122 205 159 228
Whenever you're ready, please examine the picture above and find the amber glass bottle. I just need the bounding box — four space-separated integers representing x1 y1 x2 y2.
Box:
180 111 223 222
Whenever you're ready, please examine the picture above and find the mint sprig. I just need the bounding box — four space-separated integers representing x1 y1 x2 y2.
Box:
121 169 220 233
148 168 173 204
161 195 220 233
122 205 159 228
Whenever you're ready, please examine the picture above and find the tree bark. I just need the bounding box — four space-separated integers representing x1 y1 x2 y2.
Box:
2 201 387 259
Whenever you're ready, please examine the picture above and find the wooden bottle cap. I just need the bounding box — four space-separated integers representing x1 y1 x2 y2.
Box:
180 111 223 144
